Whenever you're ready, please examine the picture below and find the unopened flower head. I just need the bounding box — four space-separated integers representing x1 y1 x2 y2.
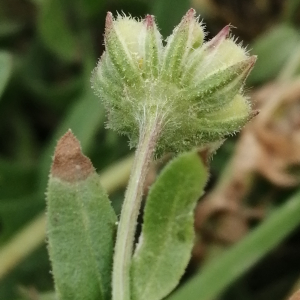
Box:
91 8 256 154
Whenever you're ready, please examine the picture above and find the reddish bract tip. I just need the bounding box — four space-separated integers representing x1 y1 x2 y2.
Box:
186 8 196 18
51 130 94 182
105 12 114 30
238 56 257 83
248 55 257 67
183 8 196 23
207 25 231 50
244 55 257 76
177 8 196 30
217 25 231 38
145 14 154 29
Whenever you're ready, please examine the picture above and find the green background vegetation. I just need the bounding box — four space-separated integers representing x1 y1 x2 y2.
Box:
1 0 300 299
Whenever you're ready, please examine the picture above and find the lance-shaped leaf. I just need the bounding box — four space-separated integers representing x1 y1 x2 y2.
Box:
46 130 117 300
130 151 208 300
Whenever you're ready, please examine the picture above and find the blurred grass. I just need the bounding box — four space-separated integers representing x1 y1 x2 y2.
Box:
1 0 300 299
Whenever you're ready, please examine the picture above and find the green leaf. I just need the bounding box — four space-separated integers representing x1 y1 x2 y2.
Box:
248 24 299 85
130 151 208 300
46 131 117 300
0 51 12 99
167 189 300 300
37 0 77 61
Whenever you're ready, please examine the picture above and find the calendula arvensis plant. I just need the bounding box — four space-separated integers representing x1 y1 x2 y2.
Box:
46 9 257 300
91 8 256 300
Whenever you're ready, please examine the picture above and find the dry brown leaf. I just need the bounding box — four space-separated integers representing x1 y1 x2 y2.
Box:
249 78 300 186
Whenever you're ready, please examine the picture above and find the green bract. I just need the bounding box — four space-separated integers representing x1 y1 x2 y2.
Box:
91 8 256 154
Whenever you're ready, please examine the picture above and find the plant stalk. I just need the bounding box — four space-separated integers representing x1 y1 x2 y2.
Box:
112 117 161 300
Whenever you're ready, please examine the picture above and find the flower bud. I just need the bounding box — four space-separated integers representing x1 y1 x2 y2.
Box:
91 8 256 154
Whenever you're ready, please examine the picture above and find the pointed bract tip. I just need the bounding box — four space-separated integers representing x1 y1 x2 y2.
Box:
235 56 257 83
249 55 257 66
105 12 113 30
207 25 231 50
145 14 155 29
217 25 231 38
183 8 196 22
51 130 94 182
176 8 196 31
244 55 257 73
186 8 196 17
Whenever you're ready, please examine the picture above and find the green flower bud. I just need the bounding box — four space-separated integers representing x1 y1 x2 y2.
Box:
91 8 256 154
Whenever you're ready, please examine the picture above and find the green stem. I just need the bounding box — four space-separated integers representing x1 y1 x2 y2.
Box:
112 118 161 300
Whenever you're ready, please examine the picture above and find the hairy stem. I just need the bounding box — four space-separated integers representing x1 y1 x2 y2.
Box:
112 117 161 300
